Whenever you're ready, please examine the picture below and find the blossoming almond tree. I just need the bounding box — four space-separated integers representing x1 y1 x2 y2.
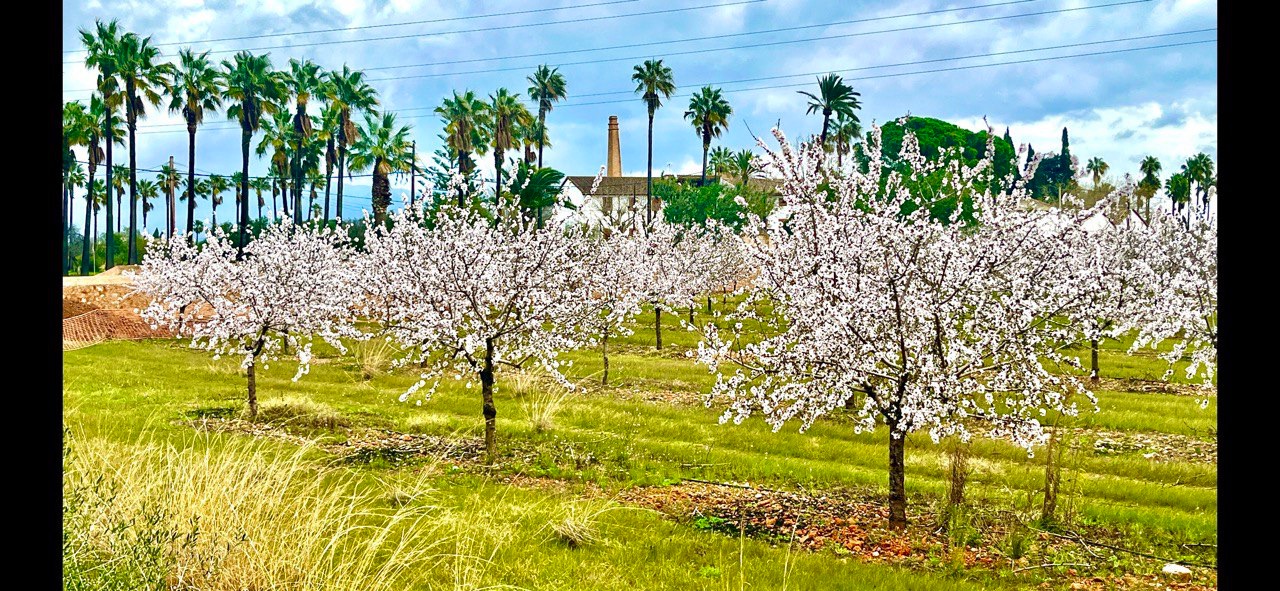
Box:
581 232 647 385
695 125 1104 530
358 205 600 461
135 222 360 419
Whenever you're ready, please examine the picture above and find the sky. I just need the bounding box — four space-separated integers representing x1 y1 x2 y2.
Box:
62 0 1217 233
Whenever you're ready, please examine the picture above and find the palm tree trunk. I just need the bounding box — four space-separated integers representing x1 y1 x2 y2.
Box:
457 151 469 208
494 147 504 207
820 113 831 147
700 136 710 185
646 110 655 227
239 129 251 255
537 108 547 168
82 166 95 275
93 206 98 271
63 184 70 276
127 90 140 265
104 123 115 270
336 146 347 223
324 141 334 223
187 126 199 241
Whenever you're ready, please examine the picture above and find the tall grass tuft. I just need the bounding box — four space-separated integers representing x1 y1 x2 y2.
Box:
63 427 450 591
511 371 573 433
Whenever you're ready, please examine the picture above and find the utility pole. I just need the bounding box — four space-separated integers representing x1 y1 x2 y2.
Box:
409 140 416 208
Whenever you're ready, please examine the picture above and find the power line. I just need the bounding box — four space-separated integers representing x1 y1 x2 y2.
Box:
362 0 1153 83
360 0 1042 73
61 0 765 65
63 0 642 54
125 32 1214 135
61 0 1150 100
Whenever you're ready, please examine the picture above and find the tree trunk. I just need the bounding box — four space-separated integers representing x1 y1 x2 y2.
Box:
481 337 498 463
646 110 655 226
494 147 504 208
654 305 663 350
1041 426 1061 524
336 146 347 223
239 130 251 255
688 306 694 324
888 431 907 530
601 328 610 386
246 361 258 420
187 126 197 241
373 167 391 227
62 184 70 276
819 112 831 147
82 165 95 275
105 121 115 270
1089 338 1100 383
538 109 547 169
707 296 713 314
324 140 334 223
700 136 710 186
127 90 139 265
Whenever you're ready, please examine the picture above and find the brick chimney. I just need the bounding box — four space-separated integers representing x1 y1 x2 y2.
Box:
607 115 622 177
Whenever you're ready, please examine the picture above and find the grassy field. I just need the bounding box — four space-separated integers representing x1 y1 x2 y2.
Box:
63 306 1217 590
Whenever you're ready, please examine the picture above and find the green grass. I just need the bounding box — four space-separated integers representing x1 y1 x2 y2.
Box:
63 321 1217 589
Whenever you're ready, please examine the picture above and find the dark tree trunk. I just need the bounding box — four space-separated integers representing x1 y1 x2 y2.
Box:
494 147 504 208
707 296 713 314
481 337 498 463
888 431 907 530
187 126 197 242
239 129 251 255
1090 338 1100 383
324 139 335 223
700 134 710 186
256 190 263 220
82 165 95 275
127 87 139 265
601 328 610 386
247 361 258 420
372 166 391 227
336 146 347 223
819 111 831 147
654 305 663 350
104 120 115 270
537 108 547 169
456 151 469 208
62 184 70 275
1041 427 1061 524
646 110 655 226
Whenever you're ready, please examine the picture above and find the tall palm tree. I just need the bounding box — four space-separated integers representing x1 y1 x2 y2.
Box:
266 169 281 220
222 51 283 253
435 90 491 207
305 168 325 221
632 59 676 225
797 73 861 147
325 65 380 224
154 162 180 237
526 64 567 168
137 178 158 228
250 176 270 221
349 112 413 226
168 48 222 242
683 86 733 185
1182 153 1215 218
183 176 210 226
231 171 246 218
114 30 173 264
1138 156 1162 220
78 95 117 275
488 88 534 201
283 59 326 224
66 163 86 272
1086 157 1109 186
90 179 106 270
64 101 94 275
829 112 862 168
318 102 340 223
81 19 124 270
208 174 228 227
708 146 734 180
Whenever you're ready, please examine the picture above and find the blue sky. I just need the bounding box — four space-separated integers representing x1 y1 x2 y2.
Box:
62 0 1217 232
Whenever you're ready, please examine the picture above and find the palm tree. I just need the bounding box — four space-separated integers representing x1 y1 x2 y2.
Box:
435 90 491 207
318 102 340 223
283 59 326 224
78 95 117 275
222 51 283 254
797 73 861 147
305 168 325 221
81 19 124 270
632 59 676 225
90 179 106 270
683 86 733 185
349 112 413 226
257 109 296 220
325 65 380 224
183 176 211 226
829 112 862 168
526 64 567 168
114 30 173 264
708 146 734 180
64 101 94 275
168 48 222 242
266 169 281 220
155 162 180 237
250 176 270 221
1138 156 1162 220
231 171 246 217
66 163 87 272
1086 157 1109 186
488 88 534 202
208 174 228 227
731 149 759 186
1182 153 1215 218
138 178 158 228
